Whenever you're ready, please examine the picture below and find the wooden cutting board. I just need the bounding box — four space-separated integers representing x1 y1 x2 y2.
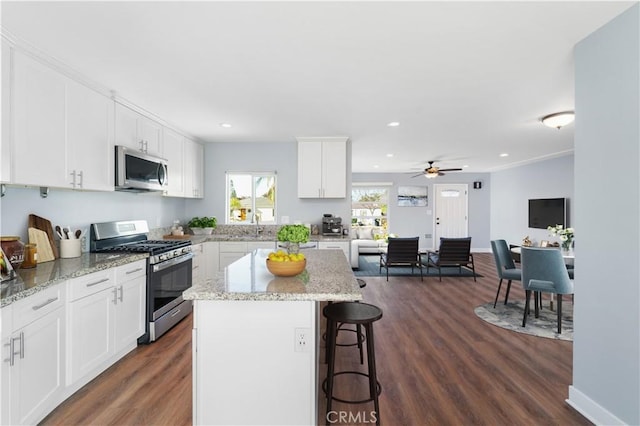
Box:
28 214 59 259
28 227 55 263
163 234 192 240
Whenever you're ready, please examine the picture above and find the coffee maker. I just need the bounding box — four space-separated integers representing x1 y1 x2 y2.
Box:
322 214 343 236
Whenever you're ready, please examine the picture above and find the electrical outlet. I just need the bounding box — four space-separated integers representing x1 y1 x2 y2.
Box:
294 327 310 352
425 233 432 239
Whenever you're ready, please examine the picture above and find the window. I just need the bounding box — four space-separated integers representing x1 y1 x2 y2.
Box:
226 173 276 224
351 186 389 229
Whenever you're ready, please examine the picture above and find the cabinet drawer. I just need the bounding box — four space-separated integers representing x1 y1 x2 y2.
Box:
12 284 64 330
67 269 115 302
191 243 203 255
116 259 147 282
219 242 248 253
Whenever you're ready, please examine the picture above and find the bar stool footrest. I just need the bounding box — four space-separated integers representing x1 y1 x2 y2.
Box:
322 371 382 404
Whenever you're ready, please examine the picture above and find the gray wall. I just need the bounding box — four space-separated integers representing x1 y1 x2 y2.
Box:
571 4 639 425
0 186 185 248
353 171 491 251
186 141 352 230
490 154 574 246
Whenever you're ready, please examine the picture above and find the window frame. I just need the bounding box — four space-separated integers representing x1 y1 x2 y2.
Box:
351 184 390 229
225 172 277 225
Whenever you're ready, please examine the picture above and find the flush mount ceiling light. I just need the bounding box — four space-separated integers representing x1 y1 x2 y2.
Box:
541 111 575 129
220 123 232 128
387 121 400 127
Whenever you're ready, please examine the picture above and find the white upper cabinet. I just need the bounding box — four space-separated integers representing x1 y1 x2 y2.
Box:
11 49 114 191
184 138 204 199
12 50 68 188
1 41 12 183
163 128 185 197
66 79 114 191
297 137 348 198
114 103 163 157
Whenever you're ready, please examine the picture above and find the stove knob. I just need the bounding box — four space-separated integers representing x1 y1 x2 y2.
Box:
160 253 168 261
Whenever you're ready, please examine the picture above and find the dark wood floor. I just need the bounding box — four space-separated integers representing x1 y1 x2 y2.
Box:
41 253 589 426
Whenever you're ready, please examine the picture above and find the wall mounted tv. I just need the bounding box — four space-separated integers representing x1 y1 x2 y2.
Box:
528 198 567 229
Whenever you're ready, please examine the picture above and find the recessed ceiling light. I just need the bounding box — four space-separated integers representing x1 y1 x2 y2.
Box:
386 153 394 158
373 165 380 168
463 165 469 168
500 153 509 157
220 123 232 128
387 122 400 127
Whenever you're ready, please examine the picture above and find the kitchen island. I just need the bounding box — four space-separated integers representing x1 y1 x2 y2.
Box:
183 248 361 426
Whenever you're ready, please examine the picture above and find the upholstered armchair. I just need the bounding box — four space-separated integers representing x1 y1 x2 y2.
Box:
521 247 574 333
490 240 522 308
425 237 476 281
379 237 422 281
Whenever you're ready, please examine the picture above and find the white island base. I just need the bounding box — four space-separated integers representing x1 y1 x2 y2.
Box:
193 300 318 425
185 249 361 425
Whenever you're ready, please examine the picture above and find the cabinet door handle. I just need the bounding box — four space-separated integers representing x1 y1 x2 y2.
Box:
170 309 181 317
32 297 58 310
118 285 124 302
8 338 15 366
70 170 77 188
77 170 83 188
112 287 118 304
10 332 24 365
125 267 144 275
86 278 110 287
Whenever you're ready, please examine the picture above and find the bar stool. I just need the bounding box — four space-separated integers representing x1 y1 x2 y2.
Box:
323 301 383 426
323 279 367 364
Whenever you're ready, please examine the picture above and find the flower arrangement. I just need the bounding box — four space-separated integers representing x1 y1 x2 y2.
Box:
547 225 574 250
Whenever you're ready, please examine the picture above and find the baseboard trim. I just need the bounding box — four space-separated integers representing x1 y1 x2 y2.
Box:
566 385 626 425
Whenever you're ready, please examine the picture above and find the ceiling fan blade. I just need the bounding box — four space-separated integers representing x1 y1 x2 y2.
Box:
410 173 425 178
437 168 463 172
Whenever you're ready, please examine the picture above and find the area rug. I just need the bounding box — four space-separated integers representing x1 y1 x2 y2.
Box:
474 300 573 341
353 254 481 278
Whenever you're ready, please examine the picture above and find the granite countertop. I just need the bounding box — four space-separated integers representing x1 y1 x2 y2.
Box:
185 234 351 244
183 249 362 302
1 252 148 308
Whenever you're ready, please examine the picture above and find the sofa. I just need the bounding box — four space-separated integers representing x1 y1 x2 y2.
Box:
350 226 388 268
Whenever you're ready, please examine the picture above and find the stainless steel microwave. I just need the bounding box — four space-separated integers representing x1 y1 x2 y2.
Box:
115 145 168 192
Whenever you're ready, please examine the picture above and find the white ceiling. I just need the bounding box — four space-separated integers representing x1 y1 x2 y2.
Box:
1 1 635 173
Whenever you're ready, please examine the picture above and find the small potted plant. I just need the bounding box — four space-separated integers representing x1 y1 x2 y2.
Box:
276 224 310 254
188 216 217 235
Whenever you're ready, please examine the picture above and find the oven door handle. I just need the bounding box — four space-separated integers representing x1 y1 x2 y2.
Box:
152 252 194 273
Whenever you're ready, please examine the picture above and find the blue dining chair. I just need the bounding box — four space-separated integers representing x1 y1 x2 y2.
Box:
490 240 522 308
521 247 574 333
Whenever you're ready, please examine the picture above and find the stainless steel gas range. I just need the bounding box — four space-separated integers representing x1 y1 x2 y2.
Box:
90 220 193 343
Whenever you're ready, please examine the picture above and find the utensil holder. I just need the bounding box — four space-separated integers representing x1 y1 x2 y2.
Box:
60 239 82 258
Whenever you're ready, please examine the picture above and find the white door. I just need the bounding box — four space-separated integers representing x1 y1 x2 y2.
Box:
434 184 469 244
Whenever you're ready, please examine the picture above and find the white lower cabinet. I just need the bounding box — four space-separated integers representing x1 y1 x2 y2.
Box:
192 243 204 284
2 283 65 426
318 240 350 260
204 242 219 278
66 260 145 391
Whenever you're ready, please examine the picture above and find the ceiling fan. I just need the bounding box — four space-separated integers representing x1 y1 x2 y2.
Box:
411 161 463 179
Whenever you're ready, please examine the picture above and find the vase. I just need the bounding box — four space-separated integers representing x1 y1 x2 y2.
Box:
561 240 573 251
286 242 300 255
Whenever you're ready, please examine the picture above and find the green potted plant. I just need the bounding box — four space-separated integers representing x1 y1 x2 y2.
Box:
277 224 310 254
188 216 217 235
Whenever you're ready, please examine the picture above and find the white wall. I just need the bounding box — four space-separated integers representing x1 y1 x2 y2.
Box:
490 154 574 246
353 171 491 250
570 4 640 425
